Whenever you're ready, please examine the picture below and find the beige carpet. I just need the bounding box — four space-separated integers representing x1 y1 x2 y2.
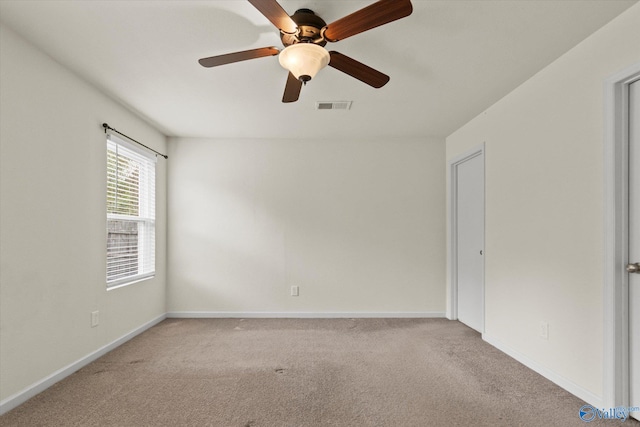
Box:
1 318 637 426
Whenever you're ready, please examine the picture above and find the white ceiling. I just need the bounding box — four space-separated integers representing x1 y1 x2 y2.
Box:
0 0 636 140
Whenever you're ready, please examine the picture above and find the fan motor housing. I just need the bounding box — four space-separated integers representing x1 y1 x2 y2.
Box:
281 9 327 47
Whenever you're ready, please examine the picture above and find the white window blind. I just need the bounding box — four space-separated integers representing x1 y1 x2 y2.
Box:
106 134 156 287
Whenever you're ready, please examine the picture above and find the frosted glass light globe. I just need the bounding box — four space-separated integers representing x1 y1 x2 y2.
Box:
279 43 330 82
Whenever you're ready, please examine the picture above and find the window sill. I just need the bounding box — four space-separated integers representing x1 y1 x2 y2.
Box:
107 274 155 291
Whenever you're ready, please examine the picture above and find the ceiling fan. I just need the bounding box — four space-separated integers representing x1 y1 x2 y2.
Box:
198 0 413 103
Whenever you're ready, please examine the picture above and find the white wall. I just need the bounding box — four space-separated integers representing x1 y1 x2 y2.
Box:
446 3 640 405
168 137 445 316
0 25 167 405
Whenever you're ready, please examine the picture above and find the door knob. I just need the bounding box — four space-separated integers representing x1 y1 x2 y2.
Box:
627 263 640 273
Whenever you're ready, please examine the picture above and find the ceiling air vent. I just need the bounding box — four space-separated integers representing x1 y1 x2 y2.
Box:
315 101 352 110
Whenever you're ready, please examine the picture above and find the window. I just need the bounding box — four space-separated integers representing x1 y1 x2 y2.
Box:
106 134 156 287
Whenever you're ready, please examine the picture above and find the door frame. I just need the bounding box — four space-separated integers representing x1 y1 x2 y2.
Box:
603 62 640 409
447 143 485 328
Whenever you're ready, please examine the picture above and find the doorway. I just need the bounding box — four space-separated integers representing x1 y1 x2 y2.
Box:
604 62 640 415
449 144 485 333
628 78 639 421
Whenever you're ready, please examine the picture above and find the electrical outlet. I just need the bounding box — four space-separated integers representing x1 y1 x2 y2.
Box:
539 321 549 340
291 286 299 297
91 311 99 328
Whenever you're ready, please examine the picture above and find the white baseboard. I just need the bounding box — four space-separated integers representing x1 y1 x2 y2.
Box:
0 313 166 416
166 311 446 319
482 333 604 408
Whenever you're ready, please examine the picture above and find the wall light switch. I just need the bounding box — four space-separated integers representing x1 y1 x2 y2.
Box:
291 286 299 297
91 311 99 328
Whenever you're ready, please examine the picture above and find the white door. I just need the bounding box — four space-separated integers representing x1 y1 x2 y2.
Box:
455 151 485 333
629 78 640 421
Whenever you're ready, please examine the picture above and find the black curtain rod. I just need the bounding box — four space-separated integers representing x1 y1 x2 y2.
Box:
102 123 168 159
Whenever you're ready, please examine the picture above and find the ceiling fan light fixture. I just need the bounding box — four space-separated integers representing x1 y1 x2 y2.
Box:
279 43 330 82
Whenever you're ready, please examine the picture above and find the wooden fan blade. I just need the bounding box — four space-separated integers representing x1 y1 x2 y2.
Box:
199 47 279 68
323 0 413 42
328 51 390 88
282 72 303 103
248 0 297 34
